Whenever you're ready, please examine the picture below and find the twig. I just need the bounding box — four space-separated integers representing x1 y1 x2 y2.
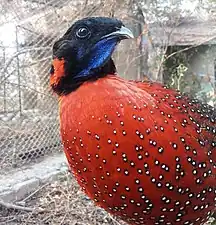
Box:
0 48 50 85
0 199 46 213
165 34 216 61
3 81 52 97
0 216 17 225
59 212 68 225
21 183 50 203
108 214 123 225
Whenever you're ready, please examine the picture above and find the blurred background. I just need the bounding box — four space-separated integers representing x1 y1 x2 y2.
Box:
0 0 215 224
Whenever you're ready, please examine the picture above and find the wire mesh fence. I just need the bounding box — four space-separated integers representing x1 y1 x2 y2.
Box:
0 0 69 171
0 0 216 174
0 0 138 173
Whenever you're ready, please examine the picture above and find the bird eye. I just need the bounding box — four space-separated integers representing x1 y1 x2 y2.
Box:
76 27 90 39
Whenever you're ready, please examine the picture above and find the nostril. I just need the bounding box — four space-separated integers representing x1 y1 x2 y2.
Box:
53 39 63 51
53 39 72 57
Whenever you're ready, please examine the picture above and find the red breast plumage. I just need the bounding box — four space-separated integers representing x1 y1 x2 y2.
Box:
59 75 216 225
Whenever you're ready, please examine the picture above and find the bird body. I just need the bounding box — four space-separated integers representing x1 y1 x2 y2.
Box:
59 75 215 225
50 17 216 225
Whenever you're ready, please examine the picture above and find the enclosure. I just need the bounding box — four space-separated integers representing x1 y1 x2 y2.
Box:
0 0 215 224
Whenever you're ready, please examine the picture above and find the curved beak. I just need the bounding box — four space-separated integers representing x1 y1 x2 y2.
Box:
101 26 134 40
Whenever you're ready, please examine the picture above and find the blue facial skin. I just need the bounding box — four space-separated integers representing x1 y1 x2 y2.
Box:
51 17 125 95
75 37 118 79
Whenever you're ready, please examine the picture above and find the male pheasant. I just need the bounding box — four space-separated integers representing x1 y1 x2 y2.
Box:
50 17 216 225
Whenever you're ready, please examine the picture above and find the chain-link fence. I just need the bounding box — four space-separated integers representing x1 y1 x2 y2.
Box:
0 0 216 173
0 0 140 173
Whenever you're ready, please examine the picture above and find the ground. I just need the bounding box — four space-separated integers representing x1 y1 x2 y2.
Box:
0 171 215 225
0 171 126 225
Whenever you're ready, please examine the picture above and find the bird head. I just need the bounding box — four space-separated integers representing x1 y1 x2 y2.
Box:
50 17 134 95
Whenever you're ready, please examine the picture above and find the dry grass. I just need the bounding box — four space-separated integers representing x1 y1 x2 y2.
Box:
0 171 126 225
0 171 215 225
